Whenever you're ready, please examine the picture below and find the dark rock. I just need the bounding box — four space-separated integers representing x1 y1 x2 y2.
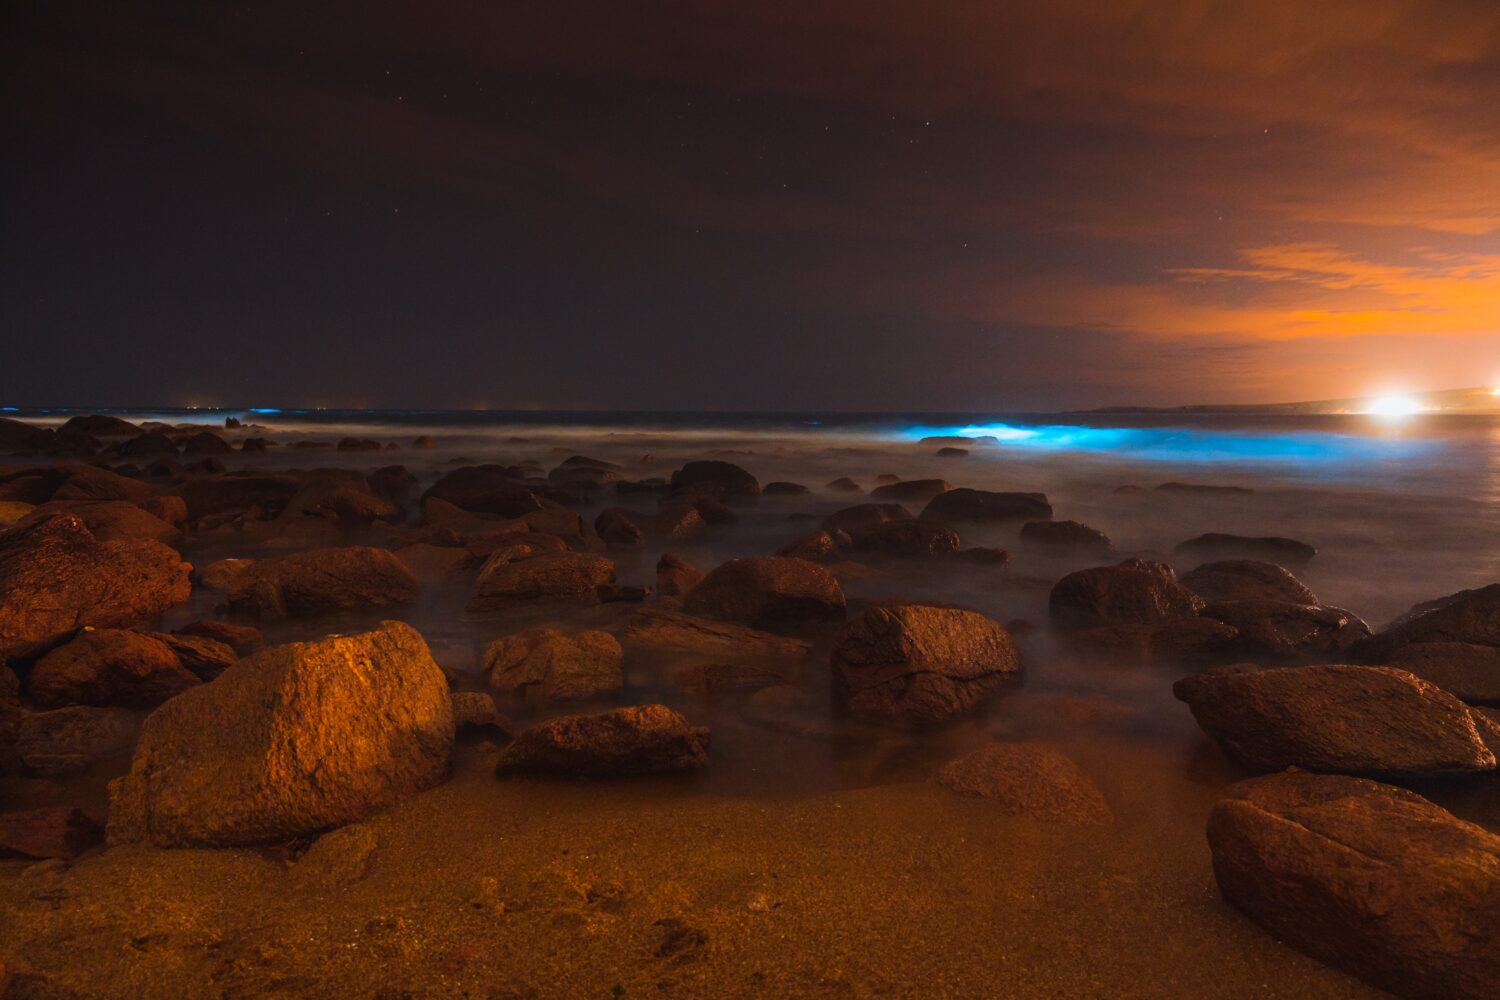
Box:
594 507 646 546
1173 665 1498 776
615 608 811 661
422 465 544 516
1180 560 1317 604
667 661 792 697
467 552 615 610
484 628 624 705
1207 771 1500 1000
1374 584 1500 651
776 529 846 561
180 474 300 518
763 481 810 496
182 431 232 455
1201 600 1370 660
1070 617 1240 667
954 546 1010 566
107 621 454 847
832 604 1020 725
451 691 512 738
224 546 420 618
683 556 845 629
0 807 102 859
368 465 419 501
494 704 709 777
154 632 238 681
60 415 139 437
13 499 179 545
1384 642 1500 705
1155 482 1254 495
821 503 911 538
336 437 384 451
935 447 968 458
824 477 861 492
280 481 403 527
120 432 178 458
656 553 704 597
0 515 191 656
596 583 648 603
919 488 1052 523
27 629 200 709
15 706 139 776
851 519 960 557
669 460 760 500
1174 533 1316 568
869 478 952 502
1019 519 1112 555
394 542 474 584
1049 559 1203 631
934 743 1112 824
173 619 262 654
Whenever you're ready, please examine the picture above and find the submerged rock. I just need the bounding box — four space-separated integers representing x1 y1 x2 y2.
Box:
669 460 760 500
13 499 179 545
27 628 200 709
1200 599 1370 660
934 743 1112 824
1070 618 1240 667
870 479 952 502
1049 559 1204 631
15 705 139 776
107 621 454 847
0 514 191 656
851 519 960 557
1384 642 1500 705
655 553 704 597
0 806 102 859
683 556 845 628
1018 520 1112 556
483 627 624 705
225 546 420 618
495 704 709 777
615 608 812 661
1207 771 1500 1000
422 465 544 516
821 503 912 538
467 551 615 610
832 604 1020 725
1173 665 1498 777
1373 583 1500 651
919 488 1052 523
1180 560 1317 605
1174 533 1316 568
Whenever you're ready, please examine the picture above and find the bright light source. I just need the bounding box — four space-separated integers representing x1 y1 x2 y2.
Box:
1363 395 1426 417
1492 385 1500 397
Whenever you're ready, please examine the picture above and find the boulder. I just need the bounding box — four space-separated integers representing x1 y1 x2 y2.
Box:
0 807 102 859
669 460 760 500
869 479 952 502
667 661 792 697
59 415 139 437
1155 481 1254 496
763 481 810 496
183 431 232 455
451 691 513 737
655 553 704 597
1207 771 1500 1000
1018 520 1112 556
919 488 1052 524
825 477 861 492
935 447 968 458
107 621 454 847
594 507 645 546
467 552 615 610
851 519 960 558
1385 642 1500 706
832 604 1020 725
179 474 300 519
27 629 201 708
0 500 35 528
821 503 912 538
15 706 139 776
224 546 419 618
394 542 473 584
483 628 624 705
155 632 238 680
1201 600 1370 660
934 743 1112 824
120 431 177 458
13 500 179 545
1373 584 1500 651
1173 533 1316 568
1173 665 1498 777
174 619 262 654
1070 618 1240 667
0 515 191 656
776 529 847 561
1049 559 1204 631
279 482 402 527
1180 560 1317 604
683 556 845 628
422 465 544 516
615 608 811 662
495 704 709 777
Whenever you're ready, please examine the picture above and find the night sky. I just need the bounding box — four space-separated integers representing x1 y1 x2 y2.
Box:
4 2 1498 411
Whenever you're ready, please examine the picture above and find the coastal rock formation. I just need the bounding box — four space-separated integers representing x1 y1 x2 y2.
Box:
1180 560 1317 604
1173 665 1498 776
0 806 102 859
851 519 960 557
15 706 140 776
655 553 704 597
832 604 1020 725
107 621 454 847
669 460 760 500
483 627 624 704
614 608 812 661
466 551 615 610
27 628 201 709
1200 600 1370 660
1207 771 1500 1000
1173 533 1316 568
919 488 1052 523
422 465 544 516
821 503 912 538
1018 519 1112 556
0 514 191 655
683 556 845 628
495 704 709 777
934 743 1112 824
13 500 179 545
224 546 419 618
1372 583 1500 651
1384 643 1500 705
1049 559 1204 631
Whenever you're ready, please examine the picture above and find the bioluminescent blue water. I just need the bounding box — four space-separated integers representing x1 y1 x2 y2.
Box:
898 421 1437 466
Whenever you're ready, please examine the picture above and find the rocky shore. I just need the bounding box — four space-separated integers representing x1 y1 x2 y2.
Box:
1 412 1496 998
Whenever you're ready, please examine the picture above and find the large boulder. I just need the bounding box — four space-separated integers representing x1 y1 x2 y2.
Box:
669 460 760 500
15 705 140 776
1173 665 1498 777
1180 560 1317 604
26 628 201 708
934 743 1112 824
851 519 960 558
614 608 811 662
832 604 1020 725
1069 618 1240 667
466 552 615 610
821 503 912 538
919 488 1051 523
1018 520 1112 556
1173 533 1316 568
421 465 543 516
0 806 102 859
279 482 402 527
683 556 845 629
107 621 454 847
1048 559 1203 631
1372 584 1500 651
1385 643 1500 706
1207 771 1500 1000
179 474 301 519
484 627 624 705
0 514 191 656
224 546 419 618
870 479 953 503
1200 600 1370 660
183 431 232 455
655 553 704 597
495 704 708 777
13 500 179 545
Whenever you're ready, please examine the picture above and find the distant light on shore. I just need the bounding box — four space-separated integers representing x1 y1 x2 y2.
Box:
1362 395 1427 418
